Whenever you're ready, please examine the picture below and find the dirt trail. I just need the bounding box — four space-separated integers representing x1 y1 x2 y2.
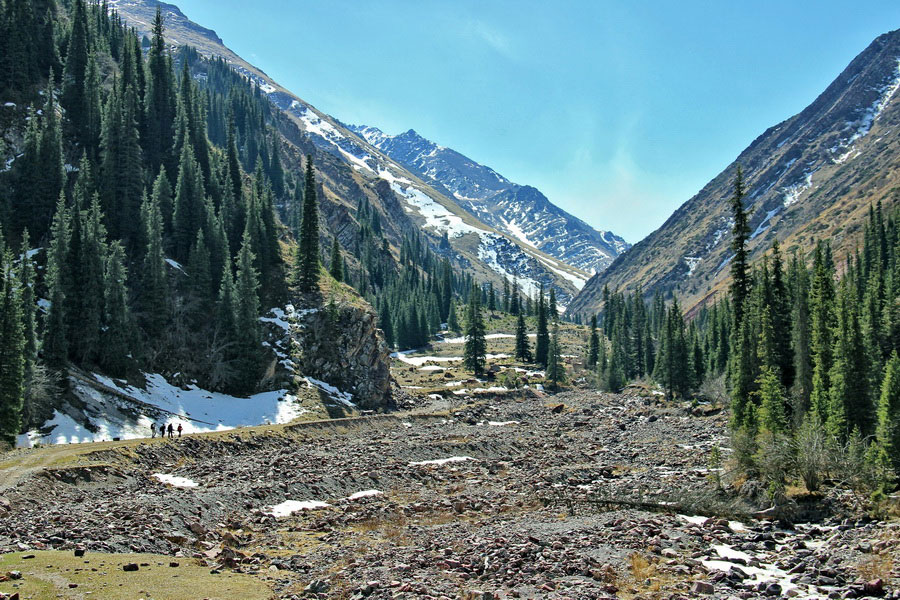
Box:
0 445 77 493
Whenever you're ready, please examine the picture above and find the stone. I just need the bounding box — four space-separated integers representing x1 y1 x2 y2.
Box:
864 579 885 596
74 548 85 557
691 581 715 594
122 563 139 572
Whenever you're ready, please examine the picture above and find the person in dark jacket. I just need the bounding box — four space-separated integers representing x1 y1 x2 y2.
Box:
167 423 174 439
159 423 166 438
177 423 183 438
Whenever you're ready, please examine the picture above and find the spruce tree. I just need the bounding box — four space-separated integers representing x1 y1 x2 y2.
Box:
233 232 261 391
18 232 36 367
546 321 565 389
297 155 320 293
463 284 486 375
587 314 600 367
447 300 460 333
0 247 25 447
330 236 343 282
43 194 69 367
144 7 176 176
100 242 132 376
139 191 169 340
729 166 751 325
535 285 549 366
876 353 900 470
172 141 205 261
514 312 532 362
61 0 89 144
810 243 836 425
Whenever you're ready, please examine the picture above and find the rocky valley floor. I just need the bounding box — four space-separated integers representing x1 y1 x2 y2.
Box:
0 387 898 600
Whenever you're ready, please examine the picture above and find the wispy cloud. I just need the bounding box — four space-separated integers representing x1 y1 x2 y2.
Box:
466 19 516 59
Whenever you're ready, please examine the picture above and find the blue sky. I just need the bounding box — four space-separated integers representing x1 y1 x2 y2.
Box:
172 1 900 243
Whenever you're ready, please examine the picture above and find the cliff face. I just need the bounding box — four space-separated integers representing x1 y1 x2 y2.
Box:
274 300 392 411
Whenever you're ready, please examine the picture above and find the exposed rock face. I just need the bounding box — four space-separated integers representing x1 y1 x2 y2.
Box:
350 125 630 275
292 301 392 410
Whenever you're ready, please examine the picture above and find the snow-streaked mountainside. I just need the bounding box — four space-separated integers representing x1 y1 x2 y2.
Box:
349 125 629 275
109 0 594 305
568 28 900 317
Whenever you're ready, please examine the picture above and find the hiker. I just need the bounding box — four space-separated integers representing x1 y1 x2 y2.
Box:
159 423 166 438
151 423 157 438
167 423 174 439
177 423 183 438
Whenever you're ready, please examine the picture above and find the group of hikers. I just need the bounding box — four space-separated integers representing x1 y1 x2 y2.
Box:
151 422 183 439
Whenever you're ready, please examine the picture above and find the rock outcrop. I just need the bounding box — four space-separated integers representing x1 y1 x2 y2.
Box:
289 300 392 410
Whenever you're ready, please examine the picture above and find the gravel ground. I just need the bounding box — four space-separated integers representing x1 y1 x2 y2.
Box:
1 387 898 599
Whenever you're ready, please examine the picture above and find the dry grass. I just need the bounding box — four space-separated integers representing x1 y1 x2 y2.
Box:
0 551 274 599
858 552 894 582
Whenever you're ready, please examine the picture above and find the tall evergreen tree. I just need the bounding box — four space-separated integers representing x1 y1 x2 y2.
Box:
546 321 565 389
587 314 600 367
144 7 177 177
729 166 751 325
100 241 132 376
463 284 486 375
329 236 343 282
297 155 320 293
876 353 900 470
232 232 261 391
43 194 69 367
138 191 169 340
514 312 532 362
535 285 549 366
0 247 25 447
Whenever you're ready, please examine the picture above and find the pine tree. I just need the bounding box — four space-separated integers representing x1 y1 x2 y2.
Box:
232 232 261 391
100 241 132 376
172 141 206 261
447 300 460 333
138 191 169 340
463 284 486 375
810 243 836 425
876 353 900 470
145 7 177 182
535 285 549 366
378 302 394 349
546 321 565 389
43 194 69 367
61 0 89 144
0 247 25 447
587 314 600 367
730 166 751 325
297 155 320 293
548 287 558 320
18 232 36 367
330 236 343 282
515 312 532 362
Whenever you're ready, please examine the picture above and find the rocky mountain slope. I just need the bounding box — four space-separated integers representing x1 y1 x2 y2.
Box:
349 125 629 275
109 0 594 306
568 29 900 317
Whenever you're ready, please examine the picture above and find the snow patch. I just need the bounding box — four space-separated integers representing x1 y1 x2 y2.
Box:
304 377 355 407
152 473 198 488
347 489 383 500
266 500 330 517
410 456 476 466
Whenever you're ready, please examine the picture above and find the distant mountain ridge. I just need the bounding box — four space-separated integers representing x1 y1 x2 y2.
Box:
109 0 614 307
349 125 629 275
568 28 900 317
